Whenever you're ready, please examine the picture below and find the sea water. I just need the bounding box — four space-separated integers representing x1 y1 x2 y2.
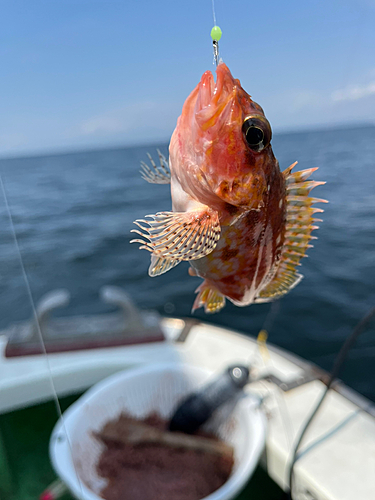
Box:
0 125 374 401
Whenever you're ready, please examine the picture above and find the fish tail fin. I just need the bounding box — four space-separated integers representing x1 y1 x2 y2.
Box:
192 281 226 314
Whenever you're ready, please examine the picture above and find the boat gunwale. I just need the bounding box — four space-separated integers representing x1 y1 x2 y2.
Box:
176 317 375 418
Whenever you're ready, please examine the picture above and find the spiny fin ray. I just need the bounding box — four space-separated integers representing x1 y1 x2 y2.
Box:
130 208 220 261
192 282 226 314
148 255 180 277
255 163 326 302
140 150 171 184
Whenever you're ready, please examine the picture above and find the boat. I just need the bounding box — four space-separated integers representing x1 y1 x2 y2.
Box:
0 287 374 500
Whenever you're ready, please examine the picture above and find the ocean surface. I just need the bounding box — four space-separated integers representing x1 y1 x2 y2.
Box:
0 125 374 402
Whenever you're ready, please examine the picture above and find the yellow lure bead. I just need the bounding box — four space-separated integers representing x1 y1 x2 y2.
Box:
210 26 222 41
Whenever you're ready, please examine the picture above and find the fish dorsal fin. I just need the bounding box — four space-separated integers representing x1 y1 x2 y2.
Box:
148 254 181 277
140 150 171 184
130 207 220 263
255 163 327 303
192 281 226 314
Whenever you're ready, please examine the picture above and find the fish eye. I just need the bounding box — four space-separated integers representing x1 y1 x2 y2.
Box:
242 115 272 152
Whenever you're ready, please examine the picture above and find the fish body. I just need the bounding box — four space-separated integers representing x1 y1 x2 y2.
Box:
132 63 326 313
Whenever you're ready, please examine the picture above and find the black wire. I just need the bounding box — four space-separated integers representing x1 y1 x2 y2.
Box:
284 304 375 500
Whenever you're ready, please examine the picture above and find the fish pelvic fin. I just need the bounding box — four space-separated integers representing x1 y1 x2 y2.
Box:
140 150 171 184
192 281 226 314
255 163 327 302
130 207 221 262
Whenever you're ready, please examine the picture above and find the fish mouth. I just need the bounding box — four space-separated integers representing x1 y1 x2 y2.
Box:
194 63 239 128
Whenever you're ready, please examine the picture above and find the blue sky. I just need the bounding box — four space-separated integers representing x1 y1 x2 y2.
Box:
1 0 375 157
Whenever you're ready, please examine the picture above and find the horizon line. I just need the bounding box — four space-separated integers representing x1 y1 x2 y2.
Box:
0 120 374 162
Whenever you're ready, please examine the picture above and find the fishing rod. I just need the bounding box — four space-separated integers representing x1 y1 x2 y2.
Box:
285 304 375 500
168 302 375 500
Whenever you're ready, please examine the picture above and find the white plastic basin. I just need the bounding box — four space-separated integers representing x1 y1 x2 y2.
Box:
50 363 266 500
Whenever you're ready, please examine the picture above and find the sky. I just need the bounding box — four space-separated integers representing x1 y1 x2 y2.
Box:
1 0 375 157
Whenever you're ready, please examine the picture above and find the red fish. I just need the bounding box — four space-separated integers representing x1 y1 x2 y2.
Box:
131 63 326 313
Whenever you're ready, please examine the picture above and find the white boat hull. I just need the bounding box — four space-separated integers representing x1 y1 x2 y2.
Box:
1 317 374 500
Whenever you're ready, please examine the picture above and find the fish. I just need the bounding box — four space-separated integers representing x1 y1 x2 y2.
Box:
131 62 326 314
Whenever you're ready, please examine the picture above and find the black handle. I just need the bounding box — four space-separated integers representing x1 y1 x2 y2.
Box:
169 365 249 434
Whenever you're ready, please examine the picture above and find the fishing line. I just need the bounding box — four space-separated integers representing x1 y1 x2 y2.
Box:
0 175 85 498
210 0 222 66
211 0 217 27
282 10 374 498
211 0 292 449
261 300 280 335
254 301 295 449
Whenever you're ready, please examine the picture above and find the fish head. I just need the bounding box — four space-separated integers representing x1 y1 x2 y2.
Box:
170 62 278 210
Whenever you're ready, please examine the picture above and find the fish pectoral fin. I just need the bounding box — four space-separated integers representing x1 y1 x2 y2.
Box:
130 207 221 261
192 281 226 314
148 254 181 277
255 163 327 302
140 150 171 184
